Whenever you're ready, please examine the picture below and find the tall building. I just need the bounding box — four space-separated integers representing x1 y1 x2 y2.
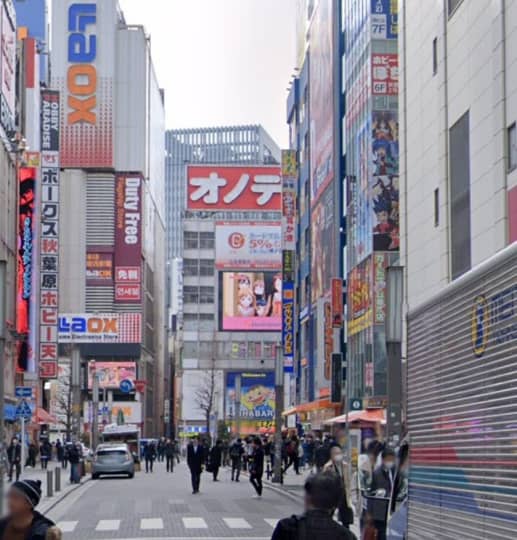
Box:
401 2 517 535
165 125 281 260
344 0 399 404
50 0 166 436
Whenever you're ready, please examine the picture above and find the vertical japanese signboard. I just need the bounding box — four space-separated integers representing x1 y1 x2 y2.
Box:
331 278 343 328
282 282 295 371
281 150 297 251
39 90 60 379
114 174 142 303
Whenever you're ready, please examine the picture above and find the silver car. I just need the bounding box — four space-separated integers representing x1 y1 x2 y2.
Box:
92 444 135 479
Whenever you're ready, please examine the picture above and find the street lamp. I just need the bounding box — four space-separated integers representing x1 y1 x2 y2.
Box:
273 343 283 484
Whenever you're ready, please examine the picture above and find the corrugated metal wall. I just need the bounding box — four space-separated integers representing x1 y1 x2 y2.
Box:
407 244 517 539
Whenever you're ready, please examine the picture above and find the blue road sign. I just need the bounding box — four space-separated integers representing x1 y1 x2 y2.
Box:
349 398 363 411
15 387 32 399
15 399 32 420
119 379 133 394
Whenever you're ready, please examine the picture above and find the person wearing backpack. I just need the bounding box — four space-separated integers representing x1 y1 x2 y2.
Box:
230 438 244 482
271 473 357 540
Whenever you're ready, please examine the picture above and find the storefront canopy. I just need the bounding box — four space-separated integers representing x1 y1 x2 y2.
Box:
35 407 58 425
325 409 386 425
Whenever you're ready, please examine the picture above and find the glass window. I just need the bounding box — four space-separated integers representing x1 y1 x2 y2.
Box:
184 231 198 249
508 123 517 171
183 259 198 276
432 38 438 75
199 286 214 304
450 111 471 279
183 286 199 304
199 259 214 276
199 232 214 249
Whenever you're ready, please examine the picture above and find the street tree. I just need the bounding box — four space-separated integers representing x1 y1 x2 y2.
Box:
195 360 216 439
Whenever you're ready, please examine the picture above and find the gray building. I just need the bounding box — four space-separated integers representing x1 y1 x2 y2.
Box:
165 125 281 259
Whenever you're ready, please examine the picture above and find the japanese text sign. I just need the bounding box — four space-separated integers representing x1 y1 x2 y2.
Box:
187 166 281 211
372 53 398 95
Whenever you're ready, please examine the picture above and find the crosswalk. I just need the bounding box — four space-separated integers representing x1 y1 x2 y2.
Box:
57 517 280 534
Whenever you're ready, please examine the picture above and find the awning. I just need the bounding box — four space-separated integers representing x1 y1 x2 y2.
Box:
282 398 340 416
35 407 58 425
325 409 386 425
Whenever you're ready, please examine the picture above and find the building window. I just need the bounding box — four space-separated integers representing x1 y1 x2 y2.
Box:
199 232 214 249
183 286 199 304
508 123 517 171
199 259 214 276
199 286 214 304
448 0 464 15
434 188 439 227
184 231 198 249
183 259 198 276
432 38 438 75
450 111 471 279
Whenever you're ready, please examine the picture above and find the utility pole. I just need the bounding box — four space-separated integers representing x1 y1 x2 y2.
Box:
234 374 241 437
273 344 284 484
71 346 81 440
0 261 6 514
92 373 99 450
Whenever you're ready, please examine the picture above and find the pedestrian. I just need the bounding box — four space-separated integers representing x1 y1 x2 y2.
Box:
249 436 264 498
39 440 51 470
271 473 357 540
157 438 165 463
229 438 244 482
61 443 68 470
0 480 63 540
314 437 331 472
323 444 354 529
208 439 223 482
164 439 175 473
370 447 396 540
187 436 204 494
55 440 64 467
7 437 21 483
67 443 81 484
174 440 181 464
284 437 300 475
27 443 37 469
144 441 157 473
222 439 229 467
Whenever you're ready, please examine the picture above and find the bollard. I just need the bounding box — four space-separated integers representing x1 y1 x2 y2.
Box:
55 467 61 492
46 470 53 498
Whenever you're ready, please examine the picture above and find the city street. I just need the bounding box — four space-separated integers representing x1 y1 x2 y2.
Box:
47 461 299 540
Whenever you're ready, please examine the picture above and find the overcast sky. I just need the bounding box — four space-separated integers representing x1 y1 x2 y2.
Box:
119 0 297 147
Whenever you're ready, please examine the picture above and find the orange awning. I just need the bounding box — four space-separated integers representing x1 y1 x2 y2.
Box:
325 409 386 425
283 398 340 416
35 407 58 425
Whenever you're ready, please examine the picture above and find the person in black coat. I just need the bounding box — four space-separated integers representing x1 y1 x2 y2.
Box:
370 448 396 540
249 437 265 497
164 439 175 473
209 440 223 481
272 473 356 540
187 436 205 494
7 437 22 482
229 438 244 481
143 442 157 473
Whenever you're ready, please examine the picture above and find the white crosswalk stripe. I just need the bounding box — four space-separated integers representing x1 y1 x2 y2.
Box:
140 517 164 530
182 516 208 529
223 517 252 529
57 521 78 532
96 519 121 531
265 518 279 528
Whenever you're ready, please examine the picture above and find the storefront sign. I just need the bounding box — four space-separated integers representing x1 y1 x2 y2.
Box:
282 282 295 372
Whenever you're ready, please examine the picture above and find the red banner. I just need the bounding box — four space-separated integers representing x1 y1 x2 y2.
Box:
331 278 343 328
114 174 142 303
187 166 281 211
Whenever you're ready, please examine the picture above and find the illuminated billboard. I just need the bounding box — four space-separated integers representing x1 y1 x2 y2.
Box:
86 251 113 283
87 361 136 389
215 221 281 270
51 0 116 167
58 313 142 343
219 272 281 331
187 165 281 211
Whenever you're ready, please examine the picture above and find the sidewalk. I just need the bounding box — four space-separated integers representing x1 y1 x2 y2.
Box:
3 461 88 514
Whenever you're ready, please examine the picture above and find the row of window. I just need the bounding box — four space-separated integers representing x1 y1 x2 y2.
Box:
182 340 277 360
183 286 215 304
183 259 214 277
184 231 215 249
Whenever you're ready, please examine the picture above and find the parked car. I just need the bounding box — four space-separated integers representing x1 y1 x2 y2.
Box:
91 444 135 479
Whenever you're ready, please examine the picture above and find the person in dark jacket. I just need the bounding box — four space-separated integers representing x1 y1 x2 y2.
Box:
7 437 22 482
143 442 157 473
55 440 64 467
67 443 81 484
314 438 331 472
27 443 38 469
229 438 244 481
164 439 175 473
271 473 356 540
249 437 265 497
39 441 51 470
370 448 396 540
0 479 62 540
187 436 205 494
209 440 223 481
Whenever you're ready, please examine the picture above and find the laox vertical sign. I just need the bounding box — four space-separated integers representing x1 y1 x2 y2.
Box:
53 0 114 167
114 174 142 303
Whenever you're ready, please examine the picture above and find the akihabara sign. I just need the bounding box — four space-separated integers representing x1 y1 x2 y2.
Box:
39 90 61 379
187 166 281 211
52 0 115 167
58 313 142 343
215 221 281 270
114 175 142 303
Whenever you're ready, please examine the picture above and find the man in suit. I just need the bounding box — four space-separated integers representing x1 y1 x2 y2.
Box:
370 447 396 540
187 436 205 494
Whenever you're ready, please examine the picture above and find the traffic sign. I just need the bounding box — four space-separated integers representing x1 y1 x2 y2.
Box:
15 399 32 420
15 387 32 399
119 379 133 394
134 379 146 393
349 398 363 411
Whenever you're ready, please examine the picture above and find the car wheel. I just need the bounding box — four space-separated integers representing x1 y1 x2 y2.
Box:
128 472 134 479
92 473 99 480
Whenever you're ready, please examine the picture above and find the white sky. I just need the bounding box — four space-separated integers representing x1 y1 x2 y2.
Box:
119 0 297 148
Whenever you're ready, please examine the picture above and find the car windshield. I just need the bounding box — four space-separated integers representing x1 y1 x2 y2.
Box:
97 450 126 457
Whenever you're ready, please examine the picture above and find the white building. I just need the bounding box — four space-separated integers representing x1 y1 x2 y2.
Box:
400 0 517 309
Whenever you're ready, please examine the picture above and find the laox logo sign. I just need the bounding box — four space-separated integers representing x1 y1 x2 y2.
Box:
67 3 97 124
59 316 118 334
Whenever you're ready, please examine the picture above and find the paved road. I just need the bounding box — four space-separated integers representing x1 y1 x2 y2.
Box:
47 461 299 539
